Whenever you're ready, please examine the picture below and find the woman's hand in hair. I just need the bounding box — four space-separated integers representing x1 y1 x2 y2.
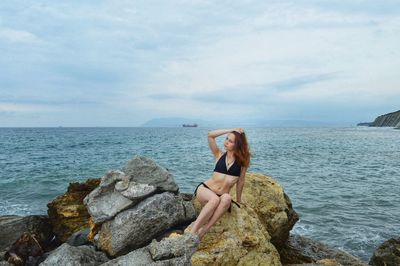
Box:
234 128 245 134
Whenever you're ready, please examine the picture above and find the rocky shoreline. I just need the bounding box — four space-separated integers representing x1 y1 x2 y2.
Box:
358 109 400 128
1 156 398 265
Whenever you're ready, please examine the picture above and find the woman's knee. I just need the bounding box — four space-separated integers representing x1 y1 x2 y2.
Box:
208 196 220 208
220 193 231 206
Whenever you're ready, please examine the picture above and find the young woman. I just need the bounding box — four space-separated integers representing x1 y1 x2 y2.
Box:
190 128 251 240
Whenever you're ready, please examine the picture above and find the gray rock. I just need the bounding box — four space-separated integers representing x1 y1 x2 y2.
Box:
122 156 179 193
181 200 196 223
39 243 109 266
369 237 400 266
84 171 156 224
0 215 54 251
279 235 368 266
0 251 6 261
149 233 199 261
100 247 152 266
0 262 12 266
101 233 199 266
66 228 90 246
95 192 192 256
117 181 156 200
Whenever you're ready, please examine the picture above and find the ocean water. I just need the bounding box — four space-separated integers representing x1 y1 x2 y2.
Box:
0 127 399 260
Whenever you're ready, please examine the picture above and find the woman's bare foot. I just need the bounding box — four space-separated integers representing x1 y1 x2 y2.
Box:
197 227 206 240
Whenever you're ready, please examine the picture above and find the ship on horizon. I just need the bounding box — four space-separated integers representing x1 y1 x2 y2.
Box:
182 123 198 127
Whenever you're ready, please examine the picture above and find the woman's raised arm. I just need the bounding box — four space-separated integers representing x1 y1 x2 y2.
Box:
207 128 243 158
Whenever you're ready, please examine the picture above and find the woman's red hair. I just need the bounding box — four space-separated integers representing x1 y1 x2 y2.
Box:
231 131 251 168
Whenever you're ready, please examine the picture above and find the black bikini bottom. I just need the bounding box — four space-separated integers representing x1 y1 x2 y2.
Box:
193 182 240 213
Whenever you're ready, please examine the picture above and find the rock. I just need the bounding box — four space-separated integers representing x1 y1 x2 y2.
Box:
39 243 109 266
187 200 282 266
66 228 90 247
0 215 55 252
369 237 400 266
370 110 400 127
83 171 156 224
182 199 197 222
148 232 199 261
95 192 194 256
4 232 43 266
279 235 368 266
357 122 373 126
285 259 342 266
233 173 299 248
316 259 343 266
102 233 199 266
100 247 152 266
122 156 179 194
47 178 100 242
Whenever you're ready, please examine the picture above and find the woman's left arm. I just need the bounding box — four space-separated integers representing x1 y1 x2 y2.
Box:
236 167 247 204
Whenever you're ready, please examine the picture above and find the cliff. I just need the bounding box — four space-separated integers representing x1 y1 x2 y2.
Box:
370 110 400 127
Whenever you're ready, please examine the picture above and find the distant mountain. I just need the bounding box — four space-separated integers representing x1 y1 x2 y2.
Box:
357 122 373 126
142 117 347 127
369 110 400 127
141 117 206 127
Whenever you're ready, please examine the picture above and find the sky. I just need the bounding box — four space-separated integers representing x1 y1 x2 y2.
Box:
0 0 399 127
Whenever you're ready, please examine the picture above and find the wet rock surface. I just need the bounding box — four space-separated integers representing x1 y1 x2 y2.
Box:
279 235 368 266
0 215 54 252
369 237 400 266
4 232 44 266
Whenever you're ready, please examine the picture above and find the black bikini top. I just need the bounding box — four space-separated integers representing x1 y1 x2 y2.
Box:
213 152 241 177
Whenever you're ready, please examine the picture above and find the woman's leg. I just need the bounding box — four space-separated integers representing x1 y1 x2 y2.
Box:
198 193 231 239
190 185 220 235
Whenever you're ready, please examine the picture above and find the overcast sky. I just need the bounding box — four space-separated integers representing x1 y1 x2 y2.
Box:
1 1 399 127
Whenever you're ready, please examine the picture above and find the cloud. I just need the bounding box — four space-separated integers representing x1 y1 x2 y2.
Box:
0 1 399 126
0 102 51 113
0 28 44 44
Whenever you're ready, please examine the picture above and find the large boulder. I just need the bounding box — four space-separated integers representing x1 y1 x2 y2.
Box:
83 171 156 224
187 200 282 265
39 243 109 266
279 235 368 266
185 172 301 265
47 178 100 241
101 233 199 266
122 156 179 194
369 237 400 266
94 192 195 256
234 173 299 248
0 215 54 252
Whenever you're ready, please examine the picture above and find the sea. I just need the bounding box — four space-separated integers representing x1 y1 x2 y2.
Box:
0 127 399 261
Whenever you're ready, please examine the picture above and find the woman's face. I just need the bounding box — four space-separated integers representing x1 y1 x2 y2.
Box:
224 133 236 151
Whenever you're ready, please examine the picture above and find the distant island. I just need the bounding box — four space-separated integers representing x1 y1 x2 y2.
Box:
358 110 400 128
